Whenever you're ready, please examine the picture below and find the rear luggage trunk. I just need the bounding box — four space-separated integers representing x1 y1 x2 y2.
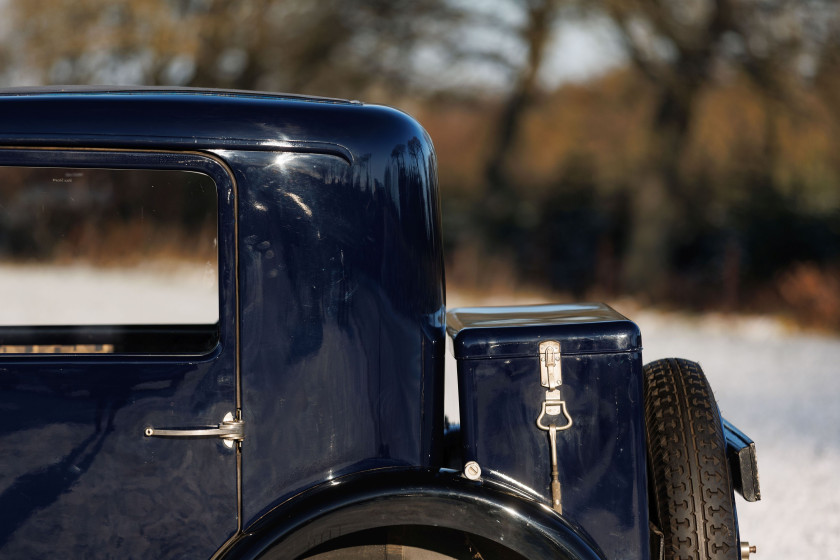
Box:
448 303 650 560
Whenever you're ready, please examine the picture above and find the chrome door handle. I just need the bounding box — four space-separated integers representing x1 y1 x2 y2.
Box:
145 412 244 448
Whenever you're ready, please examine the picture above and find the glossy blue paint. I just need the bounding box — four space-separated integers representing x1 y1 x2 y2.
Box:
448 303 650 560
224 143 445 525
448 303 642 357
0 149 239 558
0 89 447 557
0 87 413 162
218 467 607 560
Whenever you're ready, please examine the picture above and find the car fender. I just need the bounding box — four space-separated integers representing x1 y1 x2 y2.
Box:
215 467 606 560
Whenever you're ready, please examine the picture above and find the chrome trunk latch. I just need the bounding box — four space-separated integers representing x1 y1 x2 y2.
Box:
145 411 244 449
540 340 563 389
536 340 572 514
537 340 573 431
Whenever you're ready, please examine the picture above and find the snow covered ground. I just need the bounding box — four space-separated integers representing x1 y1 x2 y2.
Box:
445 293 840 559
0 262 217 326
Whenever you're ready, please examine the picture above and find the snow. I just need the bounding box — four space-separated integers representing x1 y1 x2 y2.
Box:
0 262 218 325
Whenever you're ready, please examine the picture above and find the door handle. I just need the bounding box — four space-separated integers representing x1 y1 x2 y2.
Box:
144 412 244 448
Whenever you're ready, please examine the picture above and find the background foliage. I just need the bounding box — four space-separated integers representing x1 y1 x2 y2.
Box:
2 0 838 326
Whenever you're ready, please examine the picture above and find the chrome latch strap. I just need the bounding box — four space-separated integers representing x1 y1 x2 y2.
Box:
536 340 573 430
536 340 572 514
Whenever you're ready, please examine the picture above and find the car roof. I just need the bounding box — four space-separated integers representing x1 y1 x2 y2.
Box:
0 85 358 105
0 86 428 164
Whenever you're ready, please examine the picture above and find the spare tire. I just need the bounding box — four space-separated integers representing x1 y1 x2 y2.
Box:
643 358 739 560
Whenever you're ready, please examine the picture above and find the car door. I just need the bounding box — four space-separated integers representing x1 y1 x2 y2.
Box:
0 149 239 559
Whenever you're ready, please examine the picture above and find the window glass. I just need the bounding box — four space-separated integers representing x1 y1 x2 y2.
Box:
0 166 219 354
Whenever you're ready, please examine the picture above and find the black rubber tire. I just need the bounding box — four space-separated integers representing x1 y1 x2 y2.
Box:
643 358 739 560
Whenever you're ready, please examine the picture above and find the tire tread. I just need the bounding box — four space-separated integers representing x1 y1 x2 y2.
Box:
644 358 738 560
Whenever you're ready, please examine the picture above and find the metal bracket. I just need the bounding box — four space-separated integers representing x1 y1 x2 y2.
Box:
539 340 562 389
537 340 573 430
145 411 244 448
536 390 573 431
535 340 572 514
723 418 761 502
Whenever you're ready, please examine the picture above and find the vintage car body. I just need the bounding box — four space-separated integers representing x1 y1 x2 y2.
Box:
0 88 758 559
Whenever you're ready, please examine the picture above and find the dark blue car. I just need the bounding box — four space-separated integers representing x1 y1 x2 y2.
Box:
0 87 759 559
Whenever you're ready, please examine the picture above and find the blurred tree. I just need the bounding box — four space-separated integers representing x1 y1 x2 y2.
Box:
484 0 563 217
3 0 840 318
598 0 840 296
449 0 840 307
813 11 840 127
1 0 462 97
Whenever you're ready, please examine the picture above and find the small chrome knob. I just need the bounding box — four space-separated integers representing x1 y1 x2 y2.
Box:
463 461 482 480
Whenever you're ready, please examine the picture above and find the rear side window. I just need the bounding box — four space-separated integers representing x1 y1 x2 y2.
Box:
0 166 219 354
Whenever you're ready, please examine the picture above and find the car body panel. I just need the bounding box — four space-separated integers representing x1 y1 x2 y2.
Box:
227 146 445 525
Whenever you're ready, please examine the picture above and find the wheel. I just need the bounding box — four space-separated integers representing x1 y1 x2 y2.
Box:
297 526 527 560
302 544 454 559
643 358 739 560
